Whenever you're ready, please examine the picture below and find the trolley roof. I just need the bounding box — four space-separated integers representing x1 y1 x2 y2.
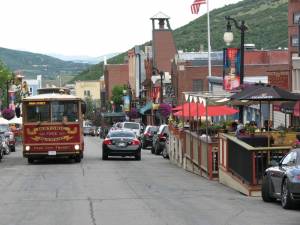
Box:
23 93 82 102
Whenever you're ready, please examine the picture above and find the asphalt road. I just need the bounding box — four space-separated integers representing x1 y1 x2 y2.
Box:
0 136 299 225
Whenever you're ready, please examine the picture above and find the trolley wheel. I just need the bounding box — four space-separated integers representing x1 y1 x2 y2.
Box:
27 158 34 164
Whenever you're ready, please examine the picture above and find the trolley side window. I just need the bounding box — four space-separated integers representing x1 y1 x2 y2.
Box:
26 103 50 122
51 101 79 122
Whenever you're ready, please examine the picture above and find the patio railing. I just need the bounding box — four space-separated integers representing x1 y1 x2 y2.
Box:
220 133 291 186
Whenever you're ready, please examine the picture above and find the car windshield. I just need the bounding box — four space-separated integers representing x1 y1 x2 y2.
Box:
109 131 135 138
148 127 158 132
0 125 9 132
123 123 139 129
158 125 166 134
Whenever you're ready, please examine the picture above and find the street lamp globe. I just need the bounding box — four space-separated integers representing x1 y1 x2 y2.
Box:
110 100 114 105
223 20 234 46
224 31 234 46
123 89 127 95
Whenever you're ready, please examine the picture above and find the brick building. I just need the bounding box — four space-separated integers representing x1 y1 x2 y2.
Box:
171 50 289 105
289 0 300 93
104 64 129 101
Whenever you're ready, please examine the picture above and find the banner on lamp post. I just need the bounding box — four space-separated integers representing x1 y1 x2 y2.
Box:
123 95 130 112
223 48 241 91
8 90 15 110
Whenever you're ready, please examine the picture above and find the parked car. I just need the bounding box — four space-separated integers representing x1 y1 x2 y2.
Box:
83 126 91 136
96 127 101 136
102 130 141 160
120 122 141 137
141 125 158 149
0 135 6 160
151 124 169 155
261 148 300 209
89 126 97 136
162 134 170 159
0 124 15 152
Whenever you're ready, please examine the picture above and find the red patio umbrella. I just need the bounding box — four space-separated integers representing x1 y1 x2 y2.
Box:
173 102 238 117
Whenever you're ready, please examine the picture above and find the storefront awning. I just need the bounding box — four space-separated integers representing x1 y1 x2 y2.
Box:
139 102 152 115
101 112 126 118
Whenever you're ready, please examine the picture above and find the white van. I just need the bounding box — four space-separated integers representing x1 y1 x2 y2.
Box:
121 122 141 137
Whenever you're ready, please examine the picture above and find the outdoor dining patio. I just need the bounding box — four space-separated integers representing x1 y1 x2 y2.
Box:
168 84 300 196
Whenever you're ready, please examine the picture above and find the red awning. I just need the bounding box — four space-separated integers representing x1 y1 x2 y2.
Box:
173 102 238 117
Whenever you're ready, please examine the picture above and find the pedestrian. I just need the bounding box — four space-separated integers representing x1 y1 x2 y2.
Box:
293 134 300 148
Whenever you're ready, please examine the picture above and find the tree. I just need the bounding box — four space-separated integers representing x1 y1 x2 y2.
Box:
0 61 12 109
111 85 125 110
84 96 95 121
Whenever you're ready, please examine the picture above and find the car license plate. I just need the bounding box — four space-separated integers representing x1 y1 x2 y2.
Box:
48 151 56 156
118 143 126 147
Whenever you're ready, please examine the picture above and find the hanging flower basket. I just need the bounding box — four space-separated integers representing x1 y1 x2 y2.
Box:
159 103 171 118
126 107 139 119
2 108 15 120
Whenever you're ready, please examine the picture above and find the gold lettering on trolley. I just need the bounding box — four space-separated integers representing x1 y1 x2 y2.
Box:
27 126 78 135
31 135 73 142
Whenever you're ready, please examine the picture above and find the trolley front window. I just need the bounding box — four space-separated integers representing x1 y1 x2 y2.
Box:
26 103 50 122
52 101 78 122
25 101 79 122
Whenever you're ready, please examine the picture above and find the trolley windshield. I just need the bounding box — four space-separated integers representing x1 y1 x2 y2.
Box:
25 101 79 123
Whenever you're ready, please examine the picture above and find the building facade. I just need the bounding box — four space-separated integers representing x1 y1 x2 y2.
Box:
128 46 147 100
104 64 129 101
24 75 42 96
172 50 289 105
289 0 300 93
75 80 101 107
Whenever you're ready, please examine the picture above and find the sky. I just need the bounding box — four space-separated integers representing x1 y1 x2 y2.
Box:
0 0 242 57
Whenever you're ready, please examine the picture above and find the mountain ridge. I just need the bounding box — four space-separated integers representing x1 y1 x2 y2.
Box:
0 47 90 79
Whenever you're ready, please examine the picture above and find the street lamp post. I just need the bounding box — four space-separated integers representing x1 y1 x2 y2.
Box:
224 16 247 85
6 73 16 108
298 17 300 57
224 16 247 122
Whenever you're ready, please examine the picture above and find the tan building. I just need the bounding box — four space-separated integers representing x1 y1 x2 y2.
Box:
75 80 101 107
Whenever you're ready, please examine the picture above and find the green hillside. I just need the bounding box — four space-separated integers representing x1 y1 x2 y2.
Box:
174 0 288 51
73 0 288 82
0 47 90 80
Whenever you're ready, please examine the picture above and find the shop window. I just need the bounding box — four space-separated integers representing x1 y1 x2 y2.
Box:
291 35 299 47
293 12 300 24
292 69 300 92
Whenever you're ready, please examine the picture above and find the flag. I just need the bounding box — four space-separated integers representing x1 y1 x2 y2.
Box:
191 0 206 14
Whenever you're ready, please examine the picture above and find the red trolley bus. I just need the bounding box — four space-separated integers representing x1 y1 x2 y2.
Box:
22 89 85 163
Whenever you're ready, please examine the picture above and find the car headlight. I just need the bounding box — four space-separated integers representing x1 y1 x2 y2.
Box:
74 145 80 150
25 146 30 151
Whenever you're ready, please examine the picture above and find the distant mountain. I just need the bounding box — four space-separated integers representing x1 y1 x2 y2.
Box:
73 0 288 81
48 53 120 64
0 47 90 79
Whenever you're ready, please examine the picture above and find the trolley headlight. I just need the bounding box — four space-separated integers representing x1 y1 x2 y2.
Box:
74 145 80 150
25 146 30 151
